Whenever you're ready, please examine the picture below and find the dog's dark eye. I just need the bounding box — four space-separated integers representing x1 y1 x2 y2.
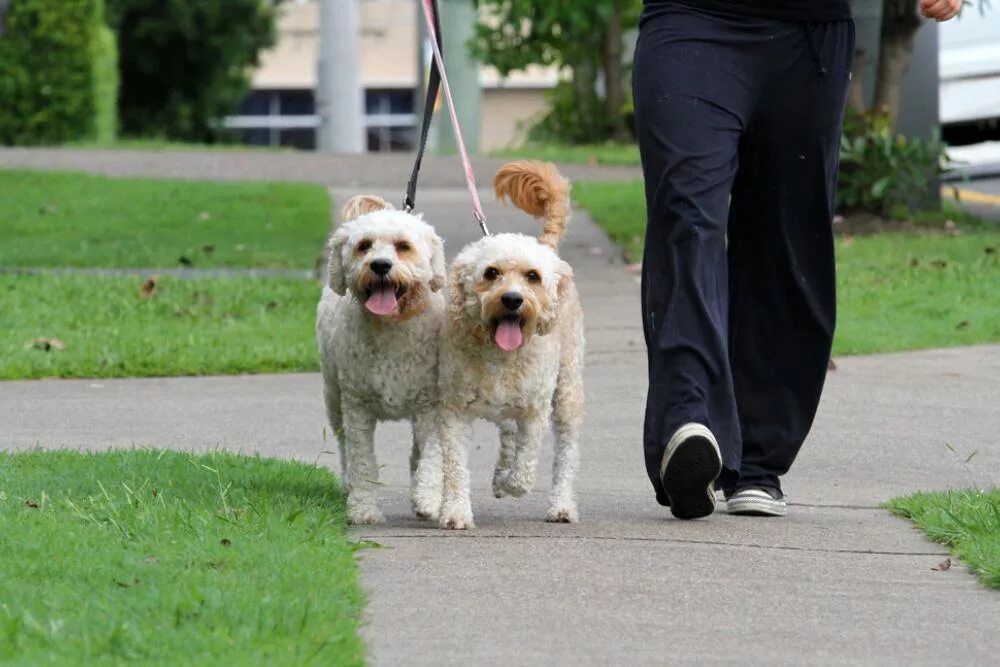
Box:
357 239 372 253
395 241 411 252
525 270 541 284
484 267 500 281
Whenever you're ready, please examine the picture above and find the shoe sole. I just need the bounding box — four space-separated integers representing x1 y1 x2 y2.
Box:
727 496 787 517
660 423 722 520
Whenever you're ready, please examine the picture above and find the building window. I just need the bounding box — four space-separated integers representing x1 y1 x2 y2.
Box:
365 89 415 152
226 87 415 152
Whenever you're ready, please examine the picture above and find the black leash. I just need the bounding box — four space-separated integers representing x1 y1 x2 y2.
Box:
403 0 443 213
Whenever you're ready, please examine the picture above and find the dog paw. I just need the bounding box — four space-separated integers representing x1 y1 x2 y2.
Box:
494 470 530 498
492 468 512 498
545 505 579 524
438 503 474 530
411 495 442 521
347 503 384 526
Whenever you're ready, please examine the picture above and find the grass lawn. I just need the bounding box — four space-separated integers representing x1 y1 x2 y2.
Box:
574 181 1000 355
494 142 641 167
887 489 1000 590
62 139 291 152
0 170 330 270
1 274 320 380
0 449 364 665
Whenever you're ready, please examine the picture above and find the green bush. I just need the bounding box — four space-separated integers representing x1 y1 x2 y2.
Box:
837 108 948 217
106 0 276 142
91 23 118 144
0 0 117 145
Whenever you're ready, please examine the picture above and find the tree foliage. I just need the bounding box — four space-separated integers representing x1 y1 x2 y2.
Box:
106 0 276 141
471 0 641 143
0 0 117 145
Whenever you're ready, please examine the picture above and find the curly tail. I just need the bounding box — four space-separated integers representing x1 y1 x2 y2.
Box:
341 195 393 222
493 160 570 248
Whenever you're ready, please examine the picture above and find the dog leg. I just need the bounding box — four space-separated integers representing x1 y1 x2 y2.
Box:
547 372 583 523
411 411 443 520
492 419 518 498
438 408 475 530
342 401 383 525
494 412 548 498
322 371 348 491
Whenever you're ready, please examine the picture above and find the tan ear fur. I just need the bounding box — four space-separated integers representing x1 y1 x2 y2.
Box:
340 195 393 222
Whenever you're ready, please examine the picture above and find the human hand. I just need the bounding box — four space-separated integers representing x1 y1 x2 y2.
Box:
919 0 963 22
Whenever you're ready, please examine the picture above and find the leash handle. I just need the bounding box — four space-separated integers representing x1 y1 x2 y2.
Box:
403 0 442 213
410 0 490 235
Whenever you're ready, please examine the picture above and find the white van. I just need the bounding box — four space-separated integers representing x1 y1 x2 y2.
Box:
940 8 1000 128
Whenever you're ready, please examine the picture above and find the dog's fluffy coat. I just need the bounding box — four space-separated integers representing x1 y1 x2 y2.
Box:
437 161 585 529
316 195 446 525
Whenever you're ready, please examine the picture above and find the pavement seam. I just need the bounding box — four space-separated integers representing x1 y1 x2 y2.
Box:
355 533 945 557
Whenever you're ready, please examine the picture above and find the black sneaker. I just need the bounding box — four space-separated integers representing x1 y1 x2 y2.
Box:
659 423 722 520
726 486 787 517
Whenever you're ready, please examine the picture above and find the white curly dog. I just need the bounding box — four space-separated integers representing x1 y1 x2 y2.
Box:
316 195 446 525
437 161 585 530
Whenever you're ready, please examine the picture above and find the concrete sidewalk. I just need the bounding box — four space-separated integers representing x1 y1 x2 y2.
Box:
3 179 999 664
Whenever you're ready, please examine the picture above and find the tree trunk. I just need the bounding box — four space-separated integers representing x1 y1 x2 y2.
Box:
572 59 600 142
873 0 921 128
602 0 629 141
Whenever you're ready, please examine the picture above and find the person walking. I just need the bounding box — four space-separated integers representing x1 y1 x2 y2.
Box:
632 0 962 519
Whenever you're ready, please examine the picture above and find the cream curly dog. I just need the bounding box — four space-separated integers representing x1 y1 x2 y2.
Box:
317 195 446 525
437 161 585 530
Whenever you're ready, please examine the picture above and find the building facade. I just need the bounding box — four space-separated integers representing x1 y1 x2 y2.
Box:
226 0 557 152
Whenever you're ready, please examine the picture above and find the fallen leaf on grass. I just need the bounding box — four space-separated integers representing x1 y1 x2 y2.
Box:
139 277 157 298
27 338 66 352
24 500 39 509
115 578 140 588
38 204 58 215
827 359 837 370
956 320 970 330
201 244 215 254
932 558 952 572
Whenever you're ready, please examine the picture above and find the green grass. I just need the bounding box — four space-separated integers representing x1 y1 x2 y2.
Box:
62 139 291 152
0 449 364 665
0 170 330 269
494 142 641 166
887 489 1000 589
574 180 1000 355
0 274 321 379
573 181 648 261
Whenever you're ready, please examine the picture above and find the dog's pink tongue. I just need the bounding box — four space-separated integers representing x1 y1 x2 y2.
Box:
495 319 523 352
365 287 398 315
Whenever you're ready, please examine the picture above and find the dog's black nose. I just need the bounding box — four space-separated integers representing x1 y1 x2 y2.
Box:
370 259 393 276
501 292 523 311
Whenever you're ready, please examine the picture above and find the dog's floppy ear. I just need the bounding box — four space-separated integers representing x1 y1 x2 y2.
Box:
341 195 392 222
326 226 350 295
536 260 574 335
428 231 446 292
446 258 470 324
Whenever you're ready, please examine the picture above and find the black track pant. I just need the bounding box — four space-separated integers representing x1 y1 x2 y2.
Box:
632 4 854 504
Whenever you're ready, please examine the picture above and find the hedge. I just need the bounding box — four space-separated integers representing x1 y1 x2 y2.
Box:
0 0 118 145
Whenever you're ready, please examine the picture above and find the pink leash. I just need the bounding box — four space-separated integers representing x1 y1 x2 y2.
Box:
417 0 490 236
